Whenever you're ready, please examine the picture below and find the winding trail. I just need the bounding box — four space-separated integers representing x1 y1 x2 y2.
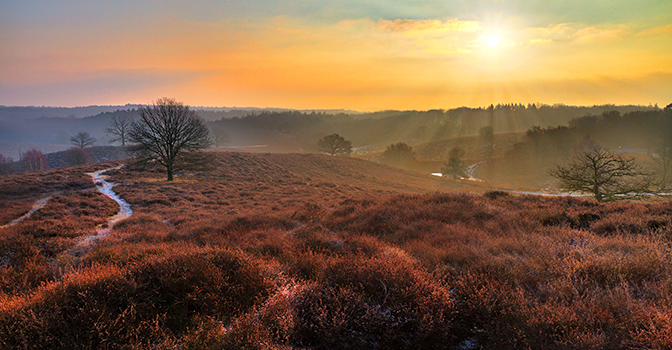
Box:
465 161 487 182
0 194 56 229
493 189 591 197
431 161 488 182
432 161 606 198
67 165 132 256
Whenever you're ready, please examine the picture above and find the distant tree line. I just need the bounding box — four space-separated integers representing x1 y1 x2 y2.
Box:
205 104 659 150
515 107 672 163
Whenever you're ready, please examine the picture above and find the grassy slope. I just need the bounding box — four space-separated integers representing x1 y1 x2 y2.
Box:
112 152 482 219
1 152 672 349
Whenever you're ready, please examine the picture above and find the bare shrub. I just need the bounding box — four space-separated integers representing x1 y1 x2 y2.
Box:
22 148 47 171
65 147 91 165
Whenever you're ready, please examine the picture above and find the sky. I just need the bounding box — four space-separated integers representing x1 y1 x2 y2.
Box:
1 0 671 111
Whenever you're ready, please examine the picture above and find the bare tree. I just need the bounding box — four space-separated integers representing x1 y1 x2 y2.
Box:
106 115 133 146
550 143 651 202
70 132 97 148
317 133 352 156
22 149 48 171
653 141 672 191
652 105 672 190
128 98 212 181
209 126 231 147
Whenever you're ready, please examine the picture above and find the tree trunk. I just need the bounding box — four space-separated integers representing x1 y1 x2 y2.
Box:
167 164 174 181
594 185 602 202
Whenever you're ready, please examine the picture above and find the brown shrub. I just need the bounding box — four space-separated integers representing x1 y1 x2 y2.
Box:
0 248 272 349
291 253 462 349
112 214 171 243
0 234 54 294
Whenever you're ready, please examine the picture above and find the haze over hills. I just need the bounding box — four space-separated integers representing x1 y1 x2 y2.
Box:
2 102 670 194
0 105 145 120
0 103 659 160
0 105 359 121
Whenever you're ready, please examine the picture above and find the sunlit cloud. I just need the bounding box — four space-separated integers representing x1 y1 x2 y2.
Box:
530 38 552 45
527 23 575 42
637 24 672 36
525 23 631 45
573 26 629 43
378 19 480 33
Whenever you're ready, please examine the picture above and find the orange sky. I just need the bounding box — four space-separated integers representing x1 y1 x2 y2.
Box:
1 1 671 110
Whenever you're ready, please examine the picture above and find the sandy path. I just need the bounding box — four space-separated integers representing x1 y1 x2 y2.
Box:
465 161 487 182
0 194 56 229
67 165 132 256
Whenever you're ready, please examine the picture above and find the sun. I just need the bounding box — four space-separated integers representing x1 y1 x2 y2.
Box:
485 34 499 48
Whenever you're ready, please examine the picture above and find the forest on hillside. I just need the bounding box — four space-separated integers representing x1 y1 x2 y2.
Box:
479 105 672 188
3 103 671 197
0 104 658 151
207 104 659 150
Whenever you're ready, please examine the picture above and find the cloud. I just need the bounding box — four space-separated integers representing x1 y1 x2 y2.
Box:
525 23 631 45
378 19 480 33
374 19 483 55
530 39 552 45
636 24 672 36
573 26 629 43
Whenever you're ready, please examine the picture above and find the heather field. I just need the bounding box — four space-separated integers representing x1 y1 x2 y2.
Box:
2 152 672 349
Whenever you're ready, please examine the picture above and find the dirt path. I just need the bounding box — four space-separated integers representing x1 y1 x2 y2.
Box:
0 194 57 229
430 161 486 182
465 161 487 182
67 165 132 256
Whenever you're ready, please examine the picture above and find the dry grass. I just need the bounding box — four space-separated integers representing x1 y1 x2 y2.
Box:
2 151 672 349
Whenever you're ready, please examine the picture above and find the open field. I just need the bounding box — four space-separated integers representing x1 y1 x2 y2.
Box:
2 152 672 349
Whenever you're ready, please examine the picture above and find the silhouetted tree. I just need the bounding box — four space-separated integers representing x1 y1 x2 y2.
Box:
653 105 672 190
70 132 97 148
65 147 90 165
442 147 467 180
317 133 352 156
526 126 544 159
106 115 133 146
653 145 672 191
0 154 12 174
480 126 494 158
550 143 651 202
209 126 231 147
382 142 415 167
128 98 212 181
22 149 47 171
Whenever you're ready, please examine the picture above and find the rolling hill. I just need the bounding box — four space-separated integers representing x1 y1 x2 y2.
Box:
1 151 672 349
